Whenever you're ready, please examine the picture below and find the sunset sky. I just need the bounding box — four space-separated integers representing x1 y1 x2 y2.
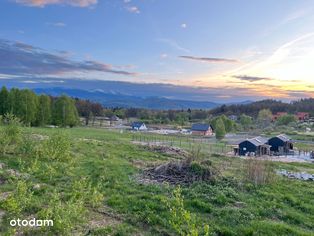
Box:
1 0 314 102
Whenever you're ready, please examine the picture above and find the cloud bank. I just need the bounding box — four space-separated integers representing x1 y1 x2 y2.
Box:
232 75 273 82
0 39 137 77
179 55 239 63
14 0 97 7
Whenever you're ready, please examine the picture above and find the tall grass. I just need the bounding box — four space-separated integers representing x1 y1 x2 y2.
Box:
244 158 276 185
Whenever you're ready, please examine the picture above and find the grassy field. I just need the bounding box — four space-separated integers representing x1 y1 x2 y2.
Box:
0 126 314 235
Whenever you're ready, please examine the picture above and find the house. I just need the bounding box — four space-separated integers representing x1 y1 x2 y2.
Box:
191 123 214 136
295 112 309 122
109 115 122 126
110 115 121 122
268 134 293 154
131 122 147 131
272 112 287 122
237 137 271 156
228 115 238 121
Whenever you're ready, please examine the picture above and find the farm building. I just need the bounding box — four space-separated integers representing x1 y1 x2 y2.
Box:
237 137 271 156
191 123 214 136
268 134 293 154
131 122 147 131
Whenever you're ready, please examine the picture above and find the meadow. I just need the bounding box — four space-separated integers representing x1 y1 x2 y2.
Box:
0 125 313 235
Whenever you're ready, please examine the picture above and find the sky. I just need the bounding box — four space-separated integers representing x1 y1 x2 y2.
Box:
0 0 314 102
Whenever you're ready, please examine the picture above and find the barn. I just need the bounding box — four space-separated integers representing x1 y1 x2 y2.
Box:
268 134 293 154
191 123 214 136
238 137 270 156
131 122 147 131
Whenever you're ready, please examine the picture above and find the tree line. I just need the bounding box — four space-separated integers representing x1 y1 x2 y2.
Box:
210 99 314 117
0 86 79 127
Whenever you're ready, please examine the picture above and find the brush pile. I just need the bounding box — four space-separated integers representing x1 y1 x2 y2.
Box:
139 159 218 185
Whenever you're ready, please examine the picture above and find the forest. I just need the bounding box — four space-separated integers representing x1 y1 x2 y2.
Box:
210 99 314 117
0 87 79 127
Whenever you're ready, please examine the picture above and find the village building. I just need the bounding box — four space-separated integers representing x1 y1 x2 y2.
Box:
295 112 309 122
268 134 293 155
131 122 147 131
191 123 214 136
228 115 238 121
110 115 121 122
109 115 122 126
237 137 271 156
272 112 287 122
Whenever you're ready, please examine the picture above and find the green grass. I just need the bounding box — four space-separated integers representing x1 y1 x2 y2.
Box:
0 127 314 235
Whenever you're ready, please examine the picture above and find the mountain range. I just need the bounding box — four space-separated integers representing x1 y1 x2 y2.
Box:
3 79 253 109
34 87 223 109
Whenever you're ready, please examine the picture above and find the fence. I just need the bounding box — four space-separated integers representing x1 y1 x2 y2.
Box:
131 133 233 155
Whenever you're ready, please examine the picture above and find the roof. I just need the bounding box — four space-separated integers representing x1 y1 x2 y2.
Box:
132 122 145 128
275 134 291 142
110 115 120 121
240 136 268 147
296 112 309 117
191 123 212 131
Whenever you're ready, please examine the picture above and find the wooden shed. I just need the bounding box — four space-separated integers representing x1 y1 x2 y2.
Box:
268 134 293 155
238 137 271 156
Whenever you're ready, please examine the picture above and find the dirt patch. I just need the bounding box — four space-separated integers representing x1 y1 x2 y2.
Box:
137 159 218 185
0 210 5 223
78 138 103 143
89 212 120 228
0 192 11 201
30 134 49 141
86 206 123 233
0 176 6 185
133 142 190 159
129 159 156 169
6 169 30 179
0 163 5 169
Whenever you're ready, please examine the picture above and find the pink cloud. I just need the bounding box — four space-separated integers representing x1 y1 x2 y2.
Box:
15 0 97 7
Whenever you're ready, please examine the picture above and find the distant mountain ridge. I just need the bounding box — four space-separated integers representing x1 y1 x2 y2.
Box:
33 87 223 109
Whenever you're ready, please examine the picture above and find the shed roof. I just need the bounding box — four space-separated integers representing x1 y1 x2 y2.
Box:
191 123 212 131
275 134 291 142
240 136 268 147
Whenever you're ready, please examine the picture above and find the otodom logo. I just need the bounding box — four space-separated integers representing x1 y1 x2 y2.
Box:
10 218 53 227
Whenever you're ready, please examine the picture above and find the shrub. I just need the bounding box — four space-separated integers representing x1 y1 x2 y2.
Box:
0 113 22 155
70 179 104 208
165 187 210 236
1 180 33 216
37 191 86 235
18 135 37 157
43 132 71 161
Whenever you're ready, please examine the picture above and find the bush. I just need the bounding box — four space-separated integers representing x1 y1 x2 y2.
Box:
165 187 210 236
37 191 86 235
1 180 33 216
0 113 22 155
70 179 104 208
43 132 71 161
